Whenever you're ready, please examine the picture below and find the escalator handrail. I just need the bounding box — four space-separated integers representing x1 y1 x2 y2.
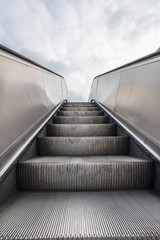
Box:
0 100 67 184
92 99 160 162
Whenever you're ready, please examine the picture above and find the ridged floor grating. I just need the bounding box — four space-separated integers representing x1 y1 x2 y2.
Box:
1 191 160 239
18 156 153 191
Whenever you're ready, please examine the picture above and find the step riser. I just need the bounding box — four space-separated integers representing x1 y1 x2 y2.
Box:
57 110 104 116
18 162 153 191
53 116 109 124
65 102 93 104
61 107 100 111
47 124 117 136
37 137 128 156
64 104 96 107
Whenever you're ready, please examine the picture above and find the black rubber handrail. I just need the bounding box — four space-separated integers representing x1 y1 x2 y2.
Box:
0 44 64 78
92 99 160 163
94 49 160 78
0 100 67 184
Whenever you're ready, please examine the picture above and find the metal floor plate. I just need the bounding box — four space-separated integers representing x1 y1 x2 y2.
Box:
1 191 160 239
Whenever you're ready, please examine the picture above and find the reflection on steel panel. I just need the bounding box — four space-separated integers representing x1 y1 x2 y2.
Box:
0 46 68 170
89 52 160 159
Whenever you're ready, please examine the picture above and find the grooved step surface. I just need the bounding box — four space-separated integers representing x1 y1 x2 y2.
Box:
57 110 104 116
53 116 109 124
18 156 153 191
64 103 96 107
61 107 100 111
1 191 160 239
65 102 93 104
37 136 128 156
47 124 117 136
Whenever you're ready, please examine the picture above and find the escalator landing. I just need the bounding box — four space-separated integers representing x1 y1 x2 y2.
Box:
1 191 160 239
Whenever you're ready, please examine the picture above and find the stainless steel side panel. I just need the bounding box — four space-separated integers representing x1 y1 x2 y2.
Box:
89 55 160 159
0 49 68 159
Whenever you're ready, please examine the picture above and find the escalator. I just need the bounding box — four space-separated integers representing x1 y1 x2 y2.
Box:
1 101 160 239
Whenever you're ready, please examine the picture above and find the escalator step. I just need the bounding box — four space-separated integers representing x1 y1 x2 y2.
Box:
52 116 109 124
64 103 96 107
37 136 128 156
57 110 104 116
60 106 100 111
18 156 153 191
47 123 117 136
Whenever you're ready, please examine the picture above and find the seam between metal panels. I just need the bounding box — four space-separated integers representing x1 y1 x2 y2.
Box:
93 99 160 162
0 100 67 183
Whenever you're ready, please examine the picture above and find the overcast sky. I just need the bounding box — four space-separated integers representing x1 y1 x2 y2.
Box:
0 0 160 101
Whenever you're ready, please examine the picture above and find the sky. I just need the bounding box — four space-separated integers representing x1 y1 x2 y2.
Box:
0 0 160 101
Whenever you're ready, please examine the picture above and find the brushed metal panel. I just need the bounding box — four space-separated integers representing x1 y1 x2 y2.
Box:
89 78 98 101
115 62 160 144
96 72 121 110
43 71 64 106
0 55 47 155
0 168 17 205
0 48 68 174
89 54 160 159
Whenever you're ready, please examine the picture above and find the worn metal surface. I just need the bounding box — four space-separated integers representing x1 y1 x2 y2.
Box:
0 100 65 184
89 52 160 160
37 136 128 156
57 110 104 116
0 47 68 179
1 191 160 239
61 106 100 111
52 116 109 124
18 156 153 191
1 99 160 239
65 103 96 107
47 123 117 136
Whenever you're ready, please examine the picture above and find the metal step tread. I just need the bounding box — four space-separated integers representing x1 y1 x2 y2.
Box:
18 156 153 191
57 110 104 116
64 103 96 106
65 102 93 104
37 136 128 156
53 116 109 124
20 155 153 164
47 123 116 136
61 107 100 111
64 102 96 104
1 191 160 239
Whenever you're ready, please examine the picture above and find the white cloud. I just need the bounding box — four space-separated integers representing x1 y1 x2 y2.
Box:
0 0 160 101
